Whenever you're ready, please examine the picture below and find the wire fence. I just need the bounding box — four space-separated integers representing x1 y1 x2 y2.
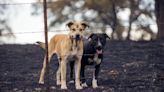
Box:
0 1 66 5
0 25 158 36
0 1 161 37
0 1 160 91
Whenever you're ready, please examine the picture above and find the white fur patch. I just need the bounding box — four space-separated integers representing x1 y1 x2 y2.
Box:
93 54 101 64
88 54 102 65
69 80 74 84
75 84 83 89
92 78 98 88
81 82 88 87
95 59 101 64
98 38 102 46
56 79 61 85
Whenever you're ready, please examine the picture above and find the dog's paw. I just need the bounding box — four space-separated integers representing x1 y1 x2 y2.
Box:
38 80 44 84
92 79 98 88
81 82 88 87
92 84 98 88
61 85 67 90
76 85 83 90
69 80 74 84
56 81 61 85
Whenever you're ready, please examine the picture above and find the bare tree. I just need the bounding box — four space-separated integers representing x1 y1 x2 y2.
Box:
0 0 14 43
33 0 156 40
155 0 164 40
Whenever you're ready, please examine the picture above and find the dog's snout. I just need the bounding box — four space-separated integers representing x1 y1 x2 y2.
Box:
75 34 81 40
96 45 102 50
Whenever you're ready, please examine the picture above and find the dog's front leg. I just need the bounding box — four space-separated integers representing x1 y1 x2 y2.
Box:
60 59 67 89
75 58 83 89
69 61 74 83
81 64 88 87
92 64 100 88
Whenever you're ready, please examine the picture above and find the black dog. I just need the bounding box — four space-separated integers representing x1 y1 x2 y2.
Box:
70 33 110 88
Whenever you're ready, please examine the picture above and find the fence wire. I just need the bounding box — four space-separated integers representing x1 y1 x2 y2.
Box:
0 25 159 36
0 1 65 5
0 1 160 91
0 0 161 37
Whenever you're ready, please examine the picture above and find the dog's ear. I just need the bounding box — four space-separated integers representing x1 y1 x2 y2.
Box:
81 22 89 29
88 33 94 39
88 33 94 41
103 33 110 39
67 21 74 28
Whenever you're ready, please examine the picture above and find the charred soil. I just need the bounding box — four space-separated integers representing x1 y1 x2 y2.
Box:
0 40 164 92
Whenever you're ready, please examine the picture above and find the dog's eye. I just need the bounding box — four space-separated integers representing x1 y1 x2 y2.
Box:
72 28 75 31
79 29 83 31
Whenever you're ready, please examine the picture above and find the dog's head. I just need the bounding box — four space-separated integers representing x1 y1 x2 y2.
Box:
67 21 89 41
88 33 110 54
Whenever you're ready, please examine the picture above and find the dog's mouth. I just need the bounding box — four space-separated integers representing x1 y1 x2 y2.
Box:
70 35 82 41
70 35 83 48
96 49 102 54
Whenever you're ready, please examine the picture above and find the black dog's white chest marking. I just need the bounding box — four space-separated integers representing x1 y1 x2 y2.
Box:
98 38 102 47
88 54 101 65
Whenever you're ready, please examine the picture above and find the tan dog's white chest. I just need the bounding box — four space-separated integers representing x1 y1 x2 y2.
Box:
70 48 79 55
66 48 82 61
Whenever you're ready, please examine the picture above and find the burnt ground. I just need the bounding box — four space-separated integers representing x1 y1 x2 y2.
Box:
0 40 164 92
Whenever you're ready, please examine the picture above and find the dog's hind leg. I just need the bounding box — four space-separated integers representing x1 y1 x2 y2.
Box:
39 54 52 84
39 46 54 84
56 57 61 85
39 41 56 84
60 58 67 89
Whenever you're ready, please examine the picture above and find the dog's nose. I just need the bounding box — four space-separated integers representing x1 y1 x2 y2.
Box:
96 46 102 50
75 34 80 40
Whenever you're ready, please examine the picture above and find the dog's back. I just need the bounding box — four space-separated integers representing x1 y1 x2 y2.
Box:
37 34 70 56
51 34 70 55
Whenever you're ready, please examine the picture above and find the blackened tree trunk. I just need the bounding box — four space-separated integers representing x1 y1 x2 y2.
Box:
127 0 141 40
127 16 132 40
155 0 164 40
127 0 134 40
111 0 118 39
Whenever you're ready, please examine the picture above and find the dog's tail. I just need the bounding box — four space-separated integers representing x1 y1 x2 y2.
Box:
36 41 45 49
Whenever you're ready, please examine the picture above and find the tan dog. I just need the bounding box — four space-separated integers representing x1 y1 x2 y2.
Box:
38 21 89 90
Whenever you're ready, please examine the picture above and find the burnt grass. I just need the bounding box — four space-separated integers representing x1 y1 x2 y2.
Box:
0 40 164 92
